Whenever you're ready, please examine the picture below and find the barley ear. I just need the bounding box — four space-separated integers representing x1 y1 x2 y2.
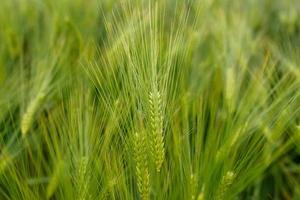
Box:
21 91 46 136
133 132 150 200
215 171 235 200
76 156 90 200
149 88 165 172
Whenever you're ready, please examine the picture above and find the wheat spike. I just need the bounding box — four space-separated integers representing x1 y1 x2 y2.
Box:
21 91 46 136
76 156 90 200
133 132 150 200
149 87 165 172
215 171 235 200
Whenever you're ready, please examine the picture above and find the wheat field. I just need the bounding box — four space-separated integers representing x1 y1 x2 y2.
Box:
0 0 300 199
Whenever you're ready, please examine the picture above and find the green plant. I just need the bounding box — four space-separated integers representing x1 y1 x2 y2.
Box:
0 0 299 200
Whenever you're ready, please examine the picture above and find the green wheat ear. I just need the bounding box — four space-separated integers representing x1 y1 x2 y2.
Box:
216 171 235 200
133 132 150 200
149 87 165 172
76 156 90 200
21 91 46 136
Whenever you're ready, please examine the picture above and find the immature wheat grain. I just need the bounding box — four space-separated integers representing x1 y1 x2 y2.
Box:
215 171 235 200
133 132 150 200
149 87 165 172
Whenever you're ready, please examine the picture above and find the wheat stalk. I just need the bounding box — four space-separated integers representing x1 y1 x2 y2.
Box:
133 132 150 200
149 87 165 172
